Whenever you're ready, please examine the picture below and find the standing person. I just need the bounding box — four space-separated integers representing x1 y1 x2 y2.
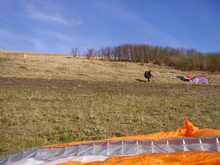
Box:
144 70 153 82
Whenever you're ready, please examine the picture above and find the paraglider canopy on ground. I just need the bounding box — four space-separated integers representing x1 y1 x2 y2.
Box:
21 52 29 58
170 76 210 84
191 76 210 84
170 76 193 82
1 120 220 165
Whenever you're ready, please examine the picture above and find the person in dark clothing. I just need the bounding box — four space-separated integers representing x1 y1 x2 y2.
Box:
144 70 153 82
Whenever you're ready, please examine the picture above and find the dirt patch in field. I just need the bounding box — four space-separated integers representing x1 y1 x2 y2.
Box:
0 76 151 91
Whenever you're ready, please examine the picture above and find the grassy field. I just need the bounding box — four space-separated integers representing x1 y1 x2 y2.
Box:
0 49 220 157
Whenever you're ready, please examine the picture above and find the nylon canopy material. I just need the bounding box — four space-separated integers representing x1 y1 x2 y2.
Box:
47 119 219 147
191 76 210 84
57 152 220 165
1 120 220 165
170 76 193 82
170 76 210 84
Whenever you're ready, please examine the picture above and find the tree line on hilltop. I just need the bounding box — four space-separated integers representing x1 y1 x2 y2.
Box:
71 44 220 72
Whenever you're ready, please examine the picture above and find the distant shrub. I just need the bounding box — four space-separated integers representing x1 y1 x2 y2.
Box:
74 44 220 73
205 54 220 72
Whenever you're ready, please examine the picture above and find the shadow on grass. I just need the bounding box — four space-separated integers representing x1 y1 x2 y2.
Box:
136 79 147 82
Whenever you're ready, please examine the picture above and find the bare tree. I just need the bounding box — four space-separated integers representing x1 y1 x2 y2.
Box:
100 47 112 60
71 47 80 58
84 48 95 59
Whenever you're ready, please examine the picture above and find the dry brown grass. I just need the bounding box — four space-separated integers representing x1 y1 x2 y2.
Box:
1 49 219 84
0 49 220 157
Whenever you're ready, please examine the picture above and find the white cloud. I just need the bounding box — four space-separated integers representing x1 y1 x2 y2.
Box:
29 36 74 54
30 39 49 53
21 2 82 26
42 31 75 42
50 32 74 42
0 28 16 38
23 3 66 24
96 1 183 48
56 43 73 54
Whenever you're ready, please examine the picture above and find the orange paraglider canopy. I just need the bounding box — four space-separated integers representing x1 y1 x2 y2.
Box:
1 120 220 165
46 120 220 165
57 151 220 165
47 119 220 147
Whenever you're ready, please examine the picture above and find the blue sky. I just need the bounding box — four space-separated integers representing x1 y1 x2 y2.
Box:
0 0 220 54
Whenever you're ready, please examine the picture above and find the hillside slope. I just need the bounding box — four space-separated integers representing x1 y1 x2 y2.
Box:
0 49 219 84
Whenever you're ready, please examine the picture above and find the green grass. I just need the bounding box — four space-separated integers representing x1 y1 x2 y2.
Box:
0 77 220 156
